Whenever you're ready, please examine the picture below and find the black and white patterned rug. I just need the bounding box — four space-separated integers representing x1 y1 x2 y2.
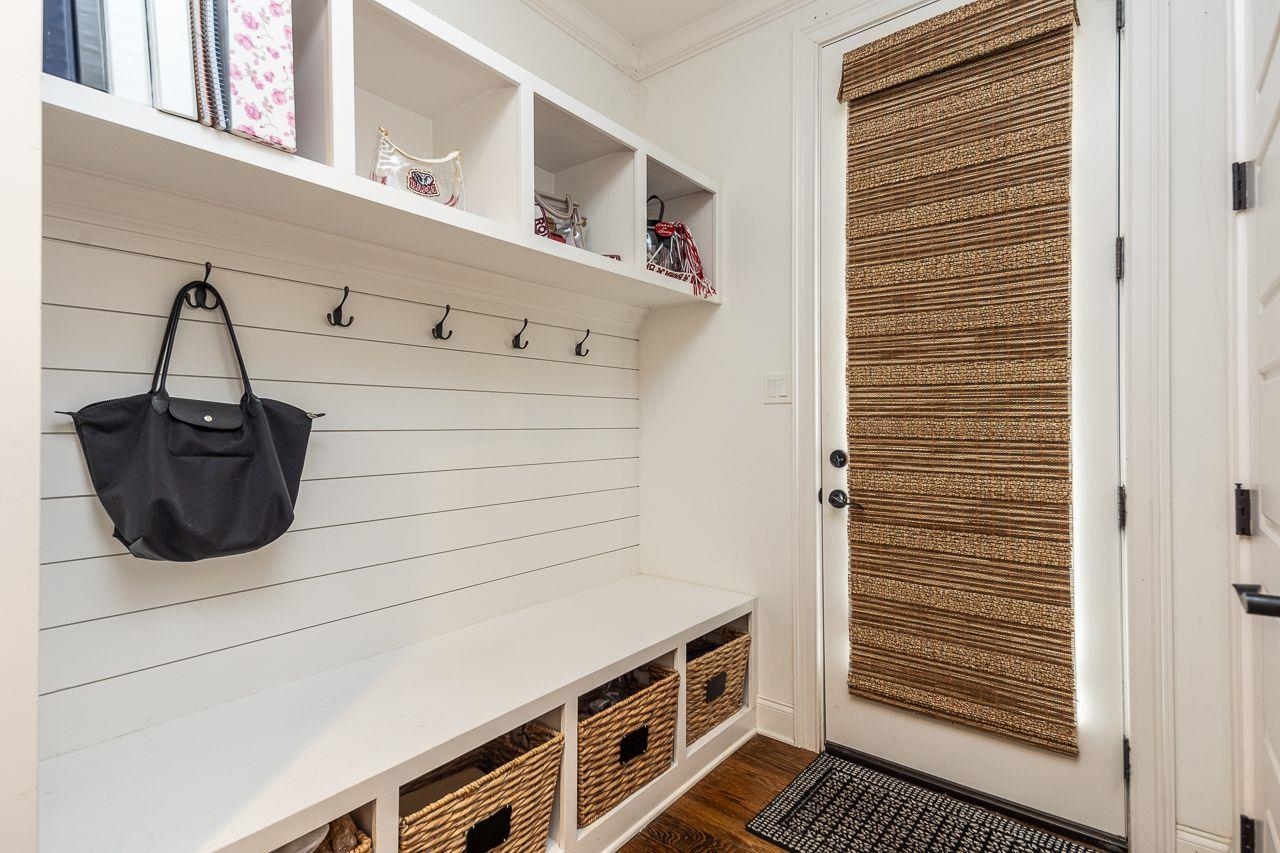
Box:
747 752 1100 853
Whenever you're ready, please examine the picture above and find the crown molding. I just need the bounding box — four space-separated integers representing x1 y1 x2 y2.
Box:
636 0 815 79
518 0 820 81
518 0 643 77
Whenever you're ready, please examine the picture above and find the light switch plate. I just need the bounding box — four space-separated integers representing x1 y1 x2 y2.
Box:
764 372 791 404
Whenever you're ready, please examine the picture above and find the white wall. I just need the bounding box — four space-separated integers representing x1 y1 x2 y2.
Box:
638 14 801 743
38 221 641 759
1 0 42 847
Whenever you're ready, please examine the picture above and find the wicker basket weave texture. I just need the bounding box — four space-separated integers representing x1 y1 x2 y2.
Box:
399 722 564 853
685 629 750 745
577 663 680 828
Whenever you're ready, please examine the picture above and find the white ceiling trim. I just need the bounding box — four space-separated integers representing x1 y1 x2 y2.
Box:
518 0 643 77
518 0 818 81
636 0 816 79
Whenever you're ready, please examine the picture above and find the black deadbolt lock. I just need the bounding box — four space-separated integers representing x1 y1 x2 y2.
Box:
830 449 848 468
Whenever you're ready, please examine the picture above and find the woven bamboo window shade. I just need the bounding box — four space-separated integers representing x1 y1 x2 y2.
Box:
838 0 1080 755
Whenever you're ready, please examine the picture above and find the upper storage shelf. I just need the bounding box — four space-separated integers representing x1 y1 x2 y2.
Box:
40 0 721 310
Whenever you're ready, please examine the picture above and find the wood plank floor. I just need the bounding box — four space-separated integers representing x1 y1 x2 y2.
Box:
621 735 816 852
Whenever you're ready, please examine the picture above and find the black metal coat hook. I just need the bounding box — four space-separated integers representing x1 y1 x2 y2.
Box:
185 262 220 310
327 286 355 327
431 304 454 340
512 318 530 350
575 329 591 357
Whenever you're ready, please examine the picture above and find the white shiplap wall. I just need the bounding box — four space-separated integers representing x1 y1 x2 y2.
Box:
39 235 641 759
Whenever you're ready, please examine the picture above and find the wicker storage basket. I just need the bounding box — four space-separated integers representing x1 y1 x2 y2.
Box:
399 722 563 853
577 663 680 827
685 627 751 745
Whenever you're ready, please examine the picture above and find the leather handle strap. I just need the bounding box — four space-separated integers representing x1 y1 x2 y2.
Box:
647 194 666 224
151 280 257 403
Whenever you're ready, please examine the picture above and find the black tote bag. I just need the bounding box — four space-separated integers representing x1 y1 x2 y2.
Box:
64 279 319 562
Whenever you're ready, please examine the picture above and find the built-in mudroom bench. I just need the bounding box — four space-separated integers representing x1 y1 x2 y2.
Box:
36 0 741 850
41 577 755 852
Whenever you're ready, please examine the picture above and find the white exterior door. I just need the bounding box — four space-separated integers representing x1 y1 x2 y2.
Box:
818 0 1127 836
1237 0 1280 846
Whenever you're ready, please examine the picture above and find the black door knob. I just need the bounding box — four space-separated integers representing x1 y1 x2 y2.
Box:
828 489 850 509
830 449 848 468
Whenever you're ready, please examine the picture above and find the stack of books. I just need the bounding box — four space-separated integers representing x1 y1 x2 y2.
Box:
43 0 297 152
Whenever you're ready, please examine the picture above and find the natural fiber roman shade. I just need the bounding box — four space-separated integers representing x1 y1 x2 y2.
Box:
840 0 1079 754
837 0 1078 102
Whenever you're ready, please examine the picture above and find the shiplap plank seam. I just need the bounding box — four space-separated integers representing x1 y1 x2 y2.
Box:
41 484 641 565
41 544 640 696
43 235 642 342
42 302 640 373
42 514 641 630
43 366 640 401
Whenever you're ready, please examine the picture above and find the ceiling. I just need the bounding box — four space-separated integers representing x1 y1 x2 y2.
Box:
572 0 745 47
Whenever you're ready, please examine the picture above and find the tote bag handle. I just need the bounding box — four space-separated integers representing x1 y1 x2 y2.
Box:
646 195 666 226
149 279 257 404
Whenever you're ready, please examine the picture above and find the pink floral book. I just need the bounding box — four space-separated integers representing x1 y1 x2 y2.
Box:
223 0 296 152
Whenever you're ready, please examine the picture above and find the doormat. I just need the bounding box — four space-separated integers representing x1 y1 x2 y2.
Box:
837 0 1081 754
746 752 1099 853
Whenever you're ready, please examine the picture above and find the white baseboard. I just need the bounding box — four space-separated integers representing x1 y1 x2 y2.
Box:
757 695 795 744
1176 824 1233 853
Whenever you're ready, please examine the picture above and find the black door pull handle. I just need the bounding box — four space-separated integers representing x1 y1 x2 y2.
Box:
827 490 865 510
1233 583 1280 618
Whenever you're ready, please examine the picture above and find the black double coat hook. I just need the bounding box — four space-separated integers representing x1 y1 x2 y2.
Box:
185 262 220 310
327 286 355 327
432 305 453 340
575 329 591 357
512 318 530 350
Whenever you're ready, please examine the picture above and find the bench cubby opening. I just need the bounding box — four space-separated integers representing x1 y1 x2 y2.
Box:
398 717 563 853
270 802 376 853
684 616 752 748
576 652 680 829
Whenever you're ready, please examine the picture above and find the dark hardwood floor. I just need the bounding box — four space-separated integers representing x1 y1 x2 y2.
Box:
621 735 816 853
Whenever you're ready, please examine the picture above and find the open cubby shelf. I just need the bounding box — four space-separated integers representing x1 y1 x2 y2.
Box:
40 0 721 311
38 576 755 853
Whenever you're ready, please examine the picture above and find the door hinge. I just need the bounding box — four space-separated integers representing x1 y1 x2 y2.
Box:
1233 161 1252 211
1236 483 1253 536
1118 485 1127 530
1122 736 1131 785
1114 236 1125 281
1241 814 1257 853
1116 0 1124 31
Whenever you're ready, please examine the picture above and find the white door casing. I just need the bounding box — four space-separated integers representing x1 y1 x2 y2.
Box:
1237 0 1280 847
818 0 1127 836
